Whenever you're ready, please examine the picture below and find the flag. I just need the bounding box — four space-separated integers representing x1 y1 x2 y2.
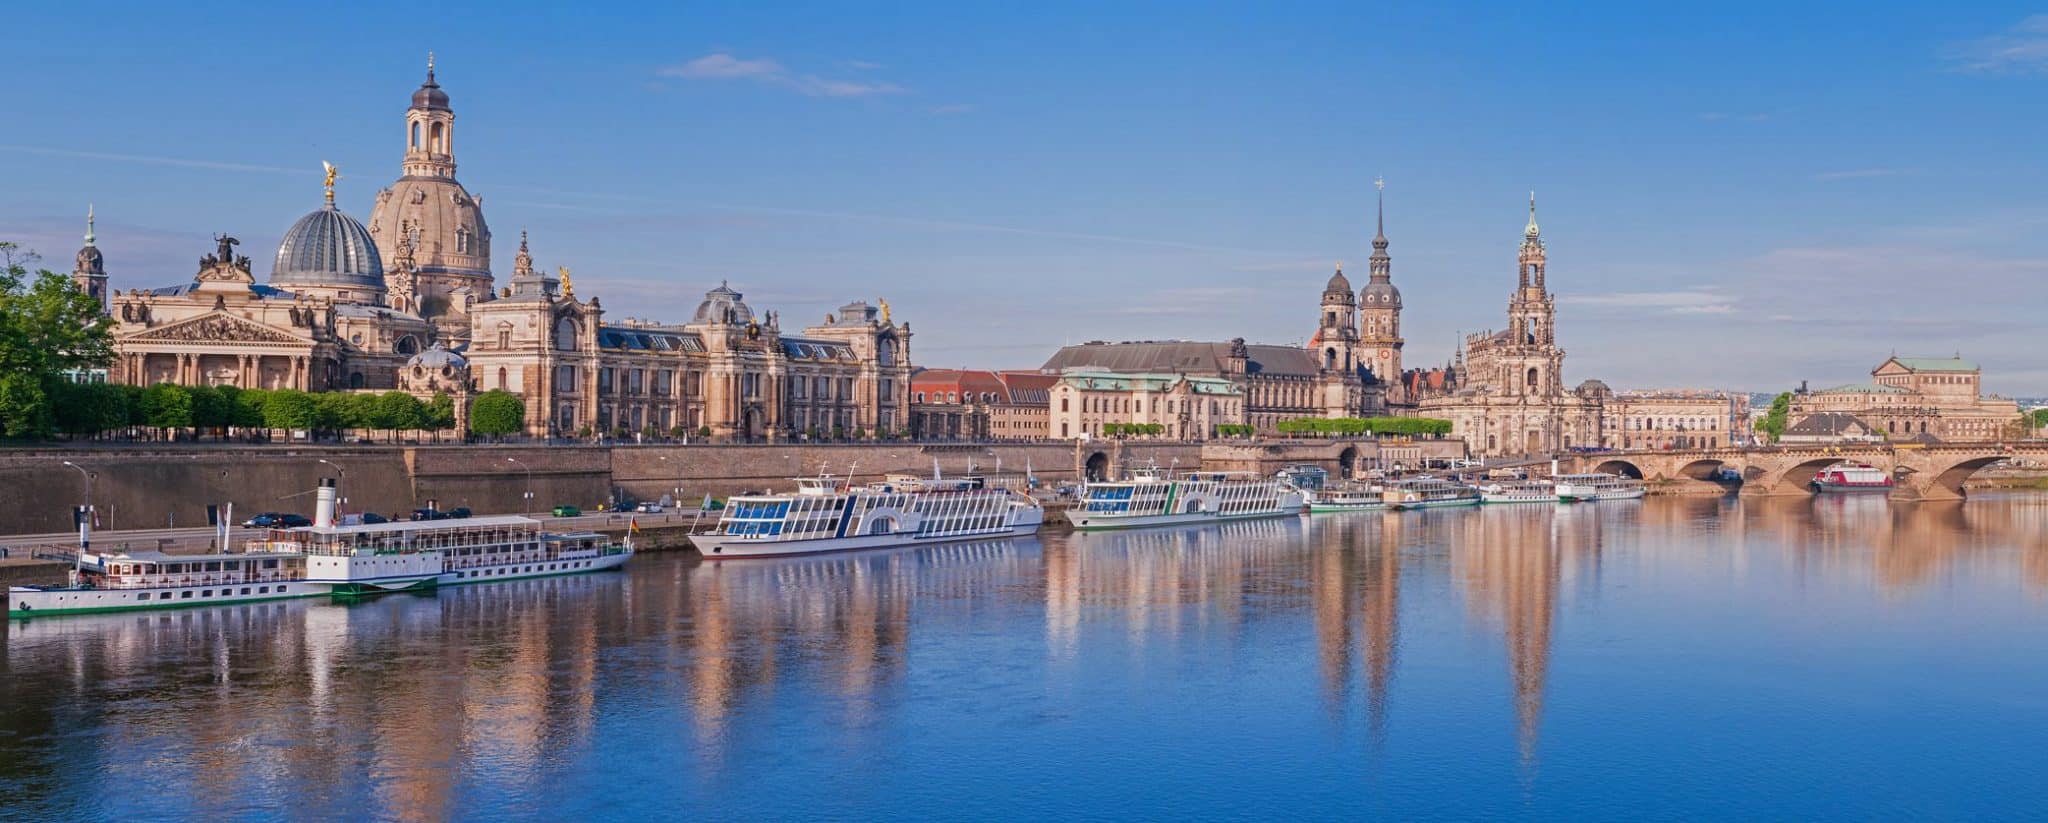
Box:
629 518 640 534
701 493 713 510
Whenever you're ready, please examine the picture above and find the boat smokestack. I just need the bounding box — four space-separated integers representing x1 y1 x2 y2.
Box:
315 478 337 528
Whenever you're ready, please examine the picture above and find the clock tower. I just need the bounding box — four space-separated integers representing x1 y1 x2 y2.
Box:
1358 180 1404 396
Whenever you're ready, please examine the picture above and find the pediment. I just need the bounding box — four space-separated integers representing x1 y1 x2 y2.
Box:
126 312 306 345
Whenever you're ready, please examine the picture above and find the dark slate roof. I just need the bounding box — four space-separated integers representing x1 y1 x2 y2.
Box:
143 282 297 298
597 326 704 353
1783 412 1873 437
782 337 854 360
1040 341 1319 377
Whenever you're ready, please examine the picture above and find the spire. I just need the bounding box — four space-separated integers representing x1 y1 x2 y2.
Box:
1525 190 1540 239
513 230 533 276
1373 177 1387 245
428 50 436 82
84 204 96 246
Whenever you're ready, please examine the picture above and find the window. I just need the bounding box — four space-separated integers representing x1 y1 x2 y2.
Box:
138 592 150 601
497 367 508 390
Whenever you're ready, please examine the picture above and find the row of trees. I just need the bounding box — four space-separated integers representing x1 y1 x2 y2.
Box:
1274 416 1454 437
1213 424 1256 438
48 382 461 441
1100 422 1167 437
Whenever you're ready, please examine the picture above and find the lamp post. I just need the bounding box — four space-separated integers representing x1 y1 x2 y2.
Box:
317 458 347 519
60 461 93 576
507 457 533 516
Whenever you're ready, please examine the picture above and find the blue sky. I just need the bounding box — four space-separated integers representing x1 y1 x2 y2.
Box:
5 2 2046 394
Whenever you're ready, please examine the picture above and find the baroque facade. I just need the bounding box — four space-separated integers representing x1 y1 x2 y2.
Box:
90 62 911 440
1789 356 2017 442
1418 197 1736 456
1046 371 1243 441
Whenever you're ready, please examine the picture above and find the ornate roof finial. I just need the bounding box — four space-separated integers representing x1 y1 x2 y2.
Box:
321 161 339 205
558 266 574 298
1374 177 1386 242
85 204 96 245
1525 190 1539 238
427 51 436 79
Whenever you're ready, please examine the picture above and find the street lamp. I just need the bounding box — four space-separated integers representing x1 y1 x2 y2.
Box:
507 457 533 516
317 458 346 517
60 461 93 577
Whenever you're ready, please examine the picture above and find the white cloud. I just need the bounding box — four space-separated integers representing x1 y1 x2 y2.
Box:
1811 168 1905 182
656 52 906 98
1560 290 1736 314
1944 15 2048 73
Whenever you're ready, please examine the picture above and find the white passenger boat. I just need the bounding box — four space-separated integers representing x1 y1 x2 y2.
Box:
1382 477 1481 510
688 473 1044 559
1070 467 1303 531
1553 473 1646 502
1479 479 1560 504
1303 484 1387 513
9 548 315 617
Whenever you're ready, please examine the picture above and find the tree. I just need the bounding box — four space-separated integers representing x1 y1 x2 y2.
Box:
470 390 525 437
426 392 457 432
263 389 318 433
371 391 426 440
140 383 194 435
233 388 269 432
0 372 49 438
189 385 228 438
51 381 129 438
1756 392 1793 443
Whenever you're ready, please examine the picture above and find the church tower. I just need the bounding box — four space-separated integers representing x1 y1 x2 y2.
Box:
368 54 494 343
72 205 109 315
1503 192 1561 397
1311 262 1359 373
1358 179 1403 389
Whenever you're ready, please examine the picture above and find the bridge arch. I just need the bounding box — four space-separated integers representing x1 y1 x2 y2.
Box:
1594 459 1644 479
1771 456 1876 495
1084 451 1110 482
1675 458 1729 482
1914 455 2013 500
1337 445 1359 478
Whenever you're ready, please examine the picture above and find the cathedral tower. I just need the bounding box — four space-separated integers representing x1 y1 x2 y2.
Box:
1311 262 1360 373
367 55 494 342
72 206 109 315
1358 179 1403 387
1502 193 1561 397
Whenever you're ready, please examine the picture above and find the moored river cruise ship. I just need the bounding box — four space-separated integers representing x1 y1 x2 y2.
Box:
10 480 631 616
1071 468 1304 531
1554 473 1647 502
1809 462 1894 493
689 474 1044 559
1382 477 1482 510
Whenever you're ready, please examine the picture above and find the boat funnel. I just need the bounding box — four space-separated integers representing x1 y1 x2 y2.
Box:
315 478 337 528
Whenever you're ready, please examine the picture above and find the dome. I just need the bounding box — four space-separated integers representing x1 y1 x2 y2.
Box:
692 281 752 325
1575 378 1613 399
1360 280 1401 308
412 70 450 111
407 340 467 371
272 202 386 289
76 243 103 275
1323 266 1353 299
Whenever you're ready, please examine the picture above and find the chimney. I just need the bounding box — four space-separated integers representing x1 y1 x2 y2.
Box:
315 478 337 528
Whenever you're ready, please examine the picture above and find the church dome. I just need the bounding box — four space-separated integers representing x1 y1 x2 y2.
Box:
692 281 752 325
407 340 467 371
272 202 385 289
1360 280 1401 308
1323 266 1354 299
412 70 450 111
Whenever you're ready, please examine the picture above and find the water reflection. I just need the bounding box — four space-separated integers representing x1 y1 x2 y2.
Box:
5 496 2048 818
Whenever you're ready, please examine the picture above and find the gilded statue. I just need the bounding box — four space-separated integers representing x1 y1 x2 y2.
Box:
879 298 891 324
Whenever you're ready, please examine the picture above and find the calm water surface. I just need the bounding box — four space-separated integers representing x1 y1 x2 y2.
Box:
5 495 2048 820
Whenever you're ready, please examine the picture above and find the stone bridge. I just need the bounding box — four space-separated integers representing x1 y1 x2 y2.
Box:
1558 442 2048 500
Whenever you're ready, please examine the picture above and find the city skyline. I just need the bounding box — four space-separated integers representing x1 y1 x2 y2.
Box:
5 3 2046 394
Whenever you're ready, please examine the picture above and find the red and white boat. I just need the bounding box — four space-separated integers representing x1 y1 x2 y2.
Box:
1810 462 1893 493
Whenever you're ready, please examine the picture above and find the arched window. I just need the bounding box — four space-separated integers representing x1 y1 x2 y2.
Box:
554 317 579 351
497 367 508 390
410 122 420 150
430 122 447 154
1526 367 1540 393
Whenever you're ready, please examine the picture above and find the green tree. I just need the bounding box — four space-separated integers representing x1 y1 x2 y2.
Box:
263 389 318 433
426 392 457 431
51 381 128 438
1756 392 1793 443
140 383 194 435
469 390 525 437
0 372 50 438
189 385 229 438
233 388 269 431
371 391 426 440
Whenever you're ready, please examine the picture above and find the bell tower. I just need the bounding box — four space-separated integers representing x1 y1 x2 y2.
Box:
1312 262 1360 373
72 205 109 315
404 53 456 179
1507 192 1555 349
1358 179 1404 387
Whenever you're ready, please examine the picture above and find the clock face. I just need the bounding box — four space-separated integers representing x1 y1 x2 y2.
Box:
1379 349 1391 357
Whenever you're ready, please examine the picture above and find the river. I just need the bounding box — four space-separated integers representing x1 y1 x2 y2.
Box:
4 494 2047 819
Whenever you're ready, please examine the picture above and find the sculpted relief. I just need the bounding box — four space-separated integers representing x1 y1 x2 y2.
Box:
132 314 301 344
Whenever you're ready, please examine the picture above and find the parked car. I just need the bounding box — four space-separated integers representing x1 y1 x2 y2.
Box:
635 501 664 513
602 502 633 513
409 508 451 522
242 512 311 528
360 512 389 524
551 505 582 517
447 507 472 519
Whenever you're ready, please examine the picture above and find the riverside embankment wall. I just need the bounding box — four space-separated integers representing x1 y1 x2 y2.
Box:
0 442 1209 535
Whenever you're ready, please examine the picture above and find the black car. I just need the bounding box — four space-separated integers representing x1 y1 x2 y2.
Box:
409 508 452 522
447 507 472 519
359 512 390 525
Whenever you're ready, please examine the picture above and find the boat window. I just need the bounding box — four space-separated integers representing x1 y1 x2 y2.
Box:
181 591 192 599
137 592 150 601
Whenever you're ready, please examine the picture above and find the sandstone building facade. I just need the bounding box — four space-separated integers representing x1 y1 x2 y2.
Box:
1790 356 2017 442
